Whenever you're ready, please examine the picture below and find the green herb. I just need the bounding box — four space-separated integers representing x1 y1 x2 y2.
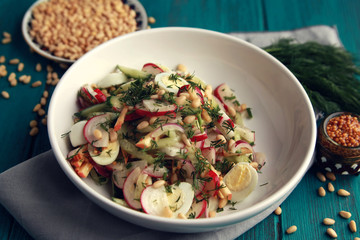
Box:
61 131 71 138
188 212 196 219
165 185 173 193
263 39 360 115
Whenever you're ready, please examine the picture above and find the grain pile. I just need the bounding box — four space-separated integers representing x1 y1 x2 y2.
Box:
29 0 138 60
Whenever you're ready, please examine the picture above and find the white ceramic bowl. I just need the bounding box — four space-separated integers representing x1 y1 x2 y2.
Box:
22 0 148 64
48 27 316 233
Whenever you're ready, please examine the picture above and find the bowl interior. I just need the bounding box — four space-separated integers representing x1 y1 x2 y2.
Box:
48 27 316 232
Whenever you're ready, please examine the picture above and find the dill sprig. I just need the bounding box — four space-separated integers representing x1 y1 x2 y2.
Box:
263 39 360 115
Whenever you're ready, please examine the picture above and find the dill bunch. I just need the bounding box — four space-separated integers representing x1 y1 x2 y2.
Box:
263 39 360 115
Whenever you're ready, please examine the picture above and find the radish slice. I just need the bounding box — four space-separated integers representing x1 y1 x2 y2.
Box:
155 72 188 94
88 140 119 165
96 72 128 88
186 200 207 219
123 167 142 209
232 140 254 154
141 185 169 216
83 114 110 147
112 160 147 189
214 83 239 114
135 100 177 117
142 63 164 76
186 177 205 197
223 162 258 202
69 120 87 147
168 182 194 217
254 152 266 167
235 126 255 144
134 172 152 202
203 170 221 197
181 160 195 178
143 164 169 178
205 197 219 218
190 131 208 142
215 109 235 139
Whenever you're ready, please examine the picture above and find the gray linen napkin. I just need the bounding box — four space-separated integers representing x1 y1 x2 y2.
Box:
0 25 341 240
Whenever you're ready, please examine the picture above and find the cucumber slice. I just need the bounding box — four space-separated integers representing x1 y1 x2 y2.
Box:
117 65 151 80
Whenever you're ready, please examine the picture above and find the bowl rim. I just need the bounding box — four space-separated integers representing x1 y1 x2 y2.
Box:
21 0 148 64
48 27 317 230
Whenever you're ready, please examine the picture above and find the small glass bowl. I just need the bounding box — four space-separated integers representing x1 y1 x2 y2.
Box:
316 111 360 175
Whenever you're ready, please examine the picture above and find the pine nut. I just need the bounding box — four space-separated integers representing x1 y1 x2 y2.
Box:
201 109 212 123
41 118 47 125
2 38 11 44
339 210 351 219
9 58 19 64
46 65 53 73
51 78 59 85
137 120 149 130
181 133 191 147
318 186 326 197
176 63 186 72
323 218 335 225
216 134 226 144
23 76 31 84
349 220 357 233
184 115 196 124
3 32 11 38
33 103 41 112
250 161 259 169
93 129 103 140
157 89 165 96
337 189 350 197
153 180 166 189
9 80 17 87
29 120 38 128
43 90 49 98
35 63 42 72
218 197 227 209
40 97 46 106
274 206 282 215
32 80 42 88
227 106 236 117
162 206 173 218
8 72 15 81
191 98 201 108
38 108 46 116
1 91 10 99
29 127 39 136
175 95 187 105
316 172 326 182
18 63 24 72
0 56 5 63
208 210 216 218
327 182 335 192
286 225 297 234
178 213 187 219
325 172 336 181
326 228 337 238
148 16 156 24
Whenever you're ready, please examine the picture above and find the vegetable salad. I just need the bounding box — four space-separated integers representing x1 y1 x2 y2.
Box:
66 63 266 219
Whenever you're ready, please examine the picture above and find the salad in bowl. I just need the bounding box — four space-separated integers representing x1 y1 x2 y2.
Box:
65 62 266 219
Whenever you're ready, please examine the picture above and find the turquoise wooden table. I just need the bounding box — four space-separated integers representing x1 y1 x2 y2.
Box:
0 0 359 239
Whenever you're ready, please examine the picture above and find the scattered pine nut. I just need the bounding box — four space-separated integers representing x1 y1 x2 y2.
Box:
318 186 326 197
43 90 49 98
38 108 46 116
326 228 337 238
286 225 297 234
51 78 59 85
93 129 103 140
9 58 19 65
1 91 10 99
41 118 47 125
337 189 350 197
33 103 41 112
153 180 166 189
29 127 39 136
148 16 156 24
162 206 173 218
8 72 16 81
23 76 31 84
323 218 335 225
178 213 187 219
218 197 227 209
325 172 336 181
316 172 326 182
176 64 187 72
35 63 42 72
46 65 53 73
349 220 357 233
9 80 17 87
339 210 352 219
354 237 360 240
274 206 282 215
0 56 5 63
29 120 38 128
40 97 46 106
327 182 335 192
2 38 11 44
3 32 11 38
18 63 24 72
137 120 149 130
31 80 42 88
